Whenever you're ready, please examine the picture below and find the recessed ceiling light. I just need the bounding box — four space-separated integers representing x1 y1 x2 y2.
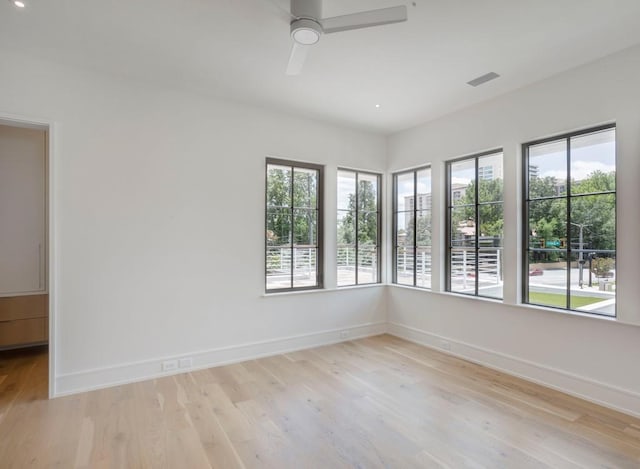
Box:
375 104 381 109
12 0 26 7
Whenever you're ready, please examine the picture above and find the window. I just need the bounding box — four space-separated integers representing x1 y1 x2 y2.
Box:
447 151 504 299
523 125 616 316
266 158 323 292
393 167 431 288
337 170 381 286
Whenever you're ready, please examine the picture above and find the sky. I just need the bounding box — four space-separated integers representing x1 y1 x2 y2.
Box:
531 129 615 181
395 169 431 211
335 129 615 232
337 170 379 210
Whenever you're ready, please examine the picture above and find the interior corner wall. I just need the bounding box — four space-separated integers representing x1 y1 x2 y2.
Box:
3 40 640 417
386 44 640 417
0 50 387 395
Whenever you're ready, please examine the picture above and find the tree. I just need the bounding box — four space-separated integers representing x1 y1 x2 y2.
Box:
533 218 556 239
266 166 291 246
527 170 615 261
528 176 566 247
266 166 318 247
529 175 558 199
337 179 378 246
592 257 615 278
404 212 431 247
451 178 503 241
529 198 566 261
570 171 615 251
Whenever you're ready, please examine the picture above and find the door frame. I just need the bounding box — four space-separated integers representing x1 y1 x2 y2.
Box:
0 112 56 399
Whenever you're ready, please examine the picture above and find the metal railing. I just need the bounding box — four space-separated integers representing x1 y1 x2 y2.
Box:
450 249 503 289
336 246 377 268
266 246 316 276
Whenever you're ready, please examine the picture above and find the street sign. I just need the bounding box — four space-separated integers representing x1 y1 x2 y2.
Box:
545 240 561 247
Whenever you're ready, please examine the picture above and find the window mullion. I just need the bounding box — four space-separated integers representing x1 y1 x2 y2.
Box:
413 170 418 287
565 137 571 310
392 174 397 284
523 145 529 304
448 164 452 292
475 157 480 296
355 172 359 285
377 174 381 283
290 165 295 290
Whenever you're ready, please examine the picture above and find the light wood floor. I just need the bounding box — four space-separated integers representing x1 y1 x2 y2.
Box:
1 336 640 468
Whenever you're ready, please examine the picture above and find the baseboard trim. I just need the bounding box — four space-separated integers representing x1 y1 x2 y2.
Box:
54 321 387 397
387 322 640 418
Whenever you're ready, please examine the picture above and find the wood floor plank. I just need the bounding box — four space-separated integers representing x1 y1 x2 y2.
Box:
1 337 640 468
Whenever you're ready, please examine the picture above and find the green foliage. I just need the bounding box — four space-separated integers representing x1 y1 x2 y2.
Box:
528 170 615 255
479 204 503 237
451 178 503 242
337 179 378 246
404 213 431 247
529 292 604 308
478 178 504 203
532 217 558 239
529 176 558 199
530 216 563 261
570 171 615 251
266 166 318 247
455 178 503 207
574 170 615 193
591 257 615 278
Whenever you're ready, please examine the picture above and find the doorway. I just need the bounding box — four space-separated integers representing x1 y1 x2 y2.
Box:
0 120 50 401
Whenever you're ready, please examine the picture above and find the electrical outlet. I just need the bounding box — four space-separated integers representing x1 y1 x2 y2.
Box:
162 360 178 372
178 357 193 369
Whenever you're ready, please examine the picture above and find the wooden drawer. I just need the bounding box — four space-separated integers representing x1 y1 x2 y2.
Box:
0 295 48 322
0 318 47 347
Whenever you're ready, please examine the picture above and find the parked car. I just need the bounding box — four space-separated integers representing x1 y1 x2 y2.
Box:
529 268 544 276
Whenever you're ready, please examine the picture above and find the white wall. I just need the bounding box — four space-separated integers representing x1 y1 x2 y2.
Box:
0 51 387 395
387 45 640 416
2 43 640 416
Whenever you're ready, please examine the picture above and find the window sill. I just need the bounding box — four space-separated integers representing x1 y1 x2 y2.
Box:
511 302 618 323
387 283 624 325
389 283 503 304
262 283 384 298
337 283 384 291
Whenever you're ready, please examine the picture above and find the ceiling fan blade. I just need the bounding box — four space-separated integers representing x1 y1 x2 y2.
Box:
321 5 407 34
286 41 310 75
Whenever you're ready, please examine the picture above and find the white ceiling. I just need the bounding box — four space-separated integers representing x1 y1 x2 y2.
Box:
2 0 640 134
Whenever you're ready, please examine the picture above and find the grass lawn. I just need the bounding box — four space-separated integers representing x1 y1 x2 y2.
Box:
529 292 605 308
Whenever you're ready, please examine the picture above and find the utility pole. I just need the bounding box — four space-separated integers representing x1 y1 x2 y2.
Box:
571 222 589 288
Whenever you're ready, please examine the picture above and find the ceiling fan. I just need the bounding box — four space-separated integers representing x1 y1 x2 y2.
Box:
274 0 408 75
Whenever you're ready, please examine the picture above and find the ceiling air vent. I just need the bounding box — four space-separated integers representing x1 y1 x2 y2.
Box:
467 72 500 87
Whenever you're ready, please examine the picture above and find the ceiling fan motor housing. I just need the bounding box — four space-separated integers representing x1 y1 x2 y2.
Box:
290 18 322 45
285 0 408 75
291 0 322 20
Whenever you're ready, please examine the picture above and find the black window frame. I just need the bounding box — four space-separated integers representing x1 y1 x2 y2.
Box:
522 124 616 315
445 149 504 298
336 169 382 287
265 157 324 293
392 165 432 288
